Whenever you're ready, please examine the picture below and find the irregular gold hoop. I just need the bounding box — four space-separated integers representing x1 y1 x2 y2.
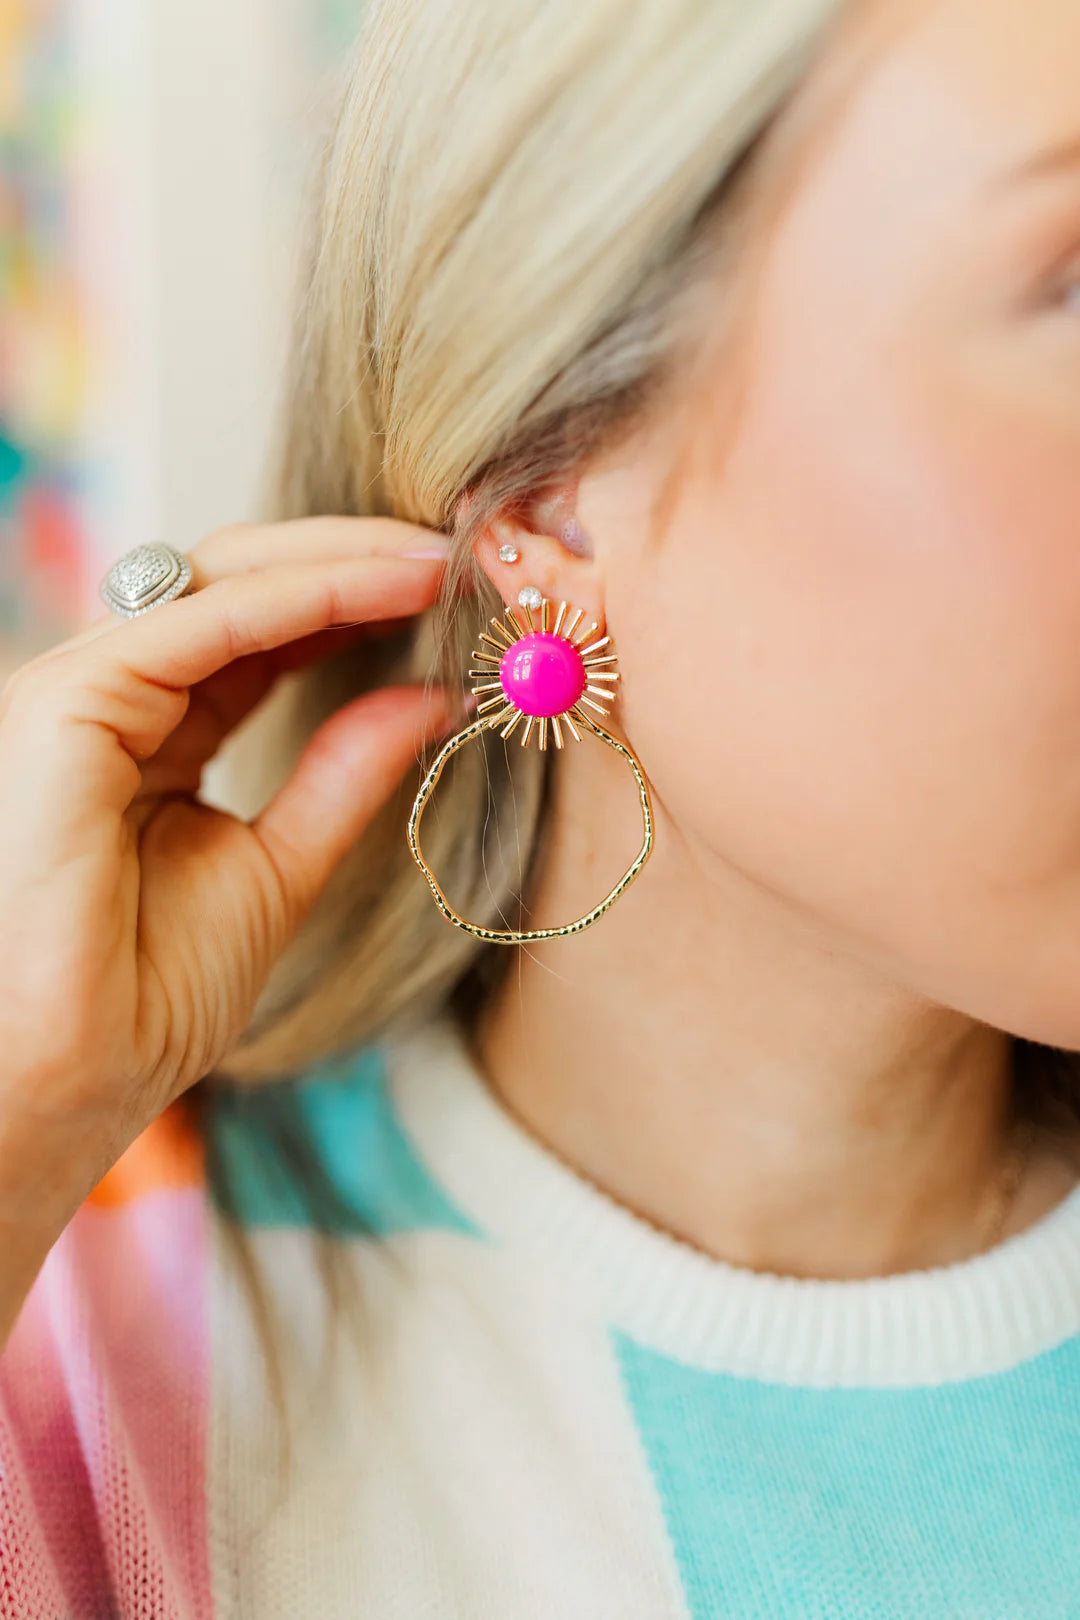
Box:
406 595 654 944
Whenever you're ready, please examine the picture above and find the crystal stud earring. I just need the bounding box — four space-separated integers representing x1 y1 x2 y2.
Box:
498 542 520 563
406 592 654 943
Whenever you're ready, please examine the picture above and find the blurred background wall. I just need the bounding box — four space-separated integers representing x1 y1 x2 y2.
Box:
1 0 357 671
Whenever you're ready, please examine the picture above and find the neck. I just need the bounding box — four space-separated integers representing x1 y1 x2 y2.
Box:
471 740 1075 1280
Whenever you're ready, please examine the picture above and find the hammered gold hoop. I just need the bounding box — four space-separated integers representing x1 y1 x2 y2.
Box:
406 594 654 944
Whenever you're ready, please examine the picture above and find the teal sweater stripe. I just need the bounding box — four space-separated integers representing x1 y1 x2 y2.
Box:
205 1043 480 1238
613 1325 1080 1617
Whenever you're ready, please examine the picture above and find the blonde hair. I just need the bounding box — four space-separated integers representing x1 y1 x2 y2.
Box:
202 0 1080 1482
220 0 851 1082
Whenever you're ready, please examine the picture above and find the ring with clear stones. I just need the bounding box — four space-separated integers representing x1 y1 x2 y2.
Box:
100 543 195 618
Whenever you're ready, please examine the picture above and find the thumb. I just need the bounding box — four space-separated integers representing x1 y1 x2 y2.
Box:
250 683 467 931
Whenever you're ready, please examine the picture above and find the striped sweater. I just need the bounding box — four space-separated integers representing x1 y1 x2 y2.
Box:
4 1009 1080 1618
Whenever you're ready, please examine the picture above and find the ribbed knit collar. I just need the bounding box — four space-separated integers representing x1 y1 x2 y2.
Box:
387 1011 1080 1389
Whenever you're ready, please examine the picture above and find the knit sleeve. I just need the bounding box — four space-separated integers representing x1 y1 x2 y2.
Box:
0 1101 216 1620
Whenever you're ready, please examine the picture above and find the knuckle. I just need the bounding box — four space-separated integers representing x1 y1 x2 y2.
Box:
200 519 257 551
250 828 303 938
211 586 261 663
325 575 349 625
188 519 257 567
0 654 58 716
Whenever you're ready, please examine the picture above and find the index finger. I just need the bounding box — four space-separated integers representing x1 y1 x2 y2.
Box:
52 517 456 659
81 554 451 694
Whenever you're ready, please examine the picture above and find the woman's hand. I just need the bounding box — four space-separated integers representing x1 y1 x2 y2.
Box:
0 516 462 1339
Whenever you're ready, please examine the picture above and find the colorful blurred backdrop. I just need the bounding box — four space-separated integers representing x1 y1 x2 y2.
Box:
1 0 357 667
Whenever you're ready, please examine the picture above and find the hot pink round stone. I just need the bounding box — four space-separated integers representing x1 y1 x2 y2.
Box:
499 632 587 718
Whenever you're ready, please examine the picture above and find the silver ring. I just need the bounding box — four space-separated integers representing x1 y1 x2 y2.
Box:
100 542 195 618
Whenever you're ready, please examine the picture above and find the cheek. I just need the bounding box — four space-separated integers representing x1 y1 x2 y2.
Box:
607 336 1080 1045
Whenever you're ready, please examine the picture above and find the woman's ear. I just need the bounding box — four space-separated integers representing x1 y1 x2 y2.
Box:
470 479 605 625
528 483 593 558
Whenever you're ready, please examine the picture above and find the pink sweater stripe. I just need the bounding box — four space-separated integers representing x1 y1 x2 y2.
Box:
0 1189 213 1620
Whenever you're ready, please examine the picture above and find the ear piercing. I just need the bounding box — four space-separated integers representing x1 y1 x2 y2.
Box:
406 592 654 943
498 542 520 563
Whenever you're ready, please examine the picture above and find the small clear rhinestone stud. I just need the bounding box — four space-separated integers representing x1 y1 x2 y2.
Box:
498 543 519 563
518 585 543 611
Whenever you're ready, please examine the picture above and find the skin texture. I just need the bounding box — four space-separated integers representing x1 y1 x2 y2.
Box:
473 0 1080 1277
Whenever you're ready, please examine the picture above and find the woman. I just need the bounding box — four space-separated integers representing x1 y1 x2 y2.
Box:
4 0 1080 1612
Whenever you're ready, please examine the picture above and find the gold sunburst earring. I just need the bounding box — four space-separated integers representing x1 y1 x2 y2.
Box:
407 587 654 943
